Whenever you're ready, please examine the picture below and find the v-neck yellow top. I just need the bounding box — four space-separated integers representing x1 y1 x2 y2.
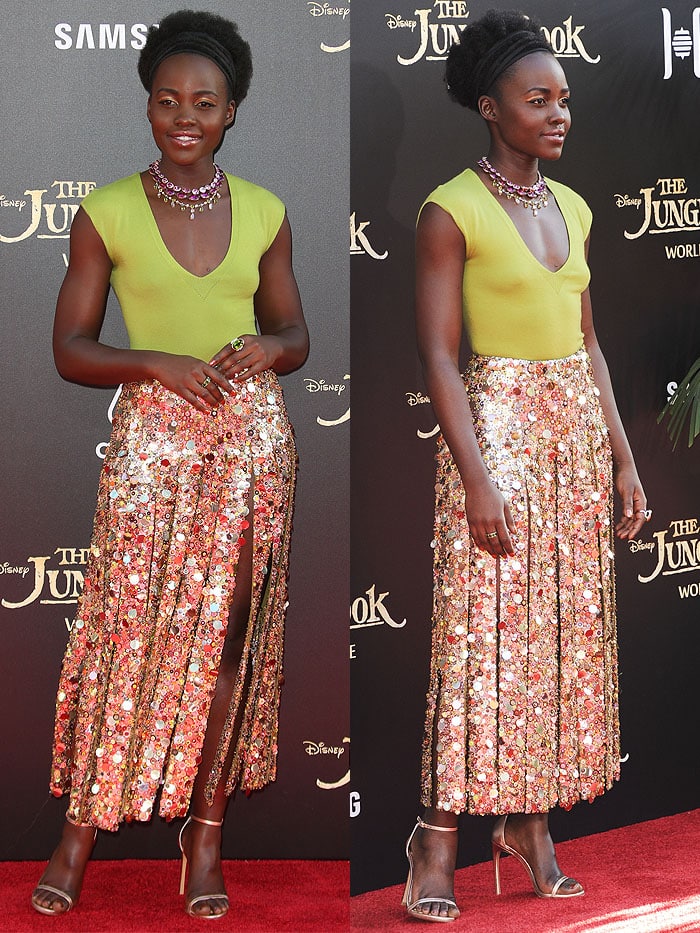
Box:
80 172 285 361
421 168 592 361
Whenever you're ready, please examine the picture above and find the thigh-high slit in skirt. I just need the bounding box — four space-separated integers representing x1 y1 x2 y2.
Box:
421 349 619 815
50 370 297 831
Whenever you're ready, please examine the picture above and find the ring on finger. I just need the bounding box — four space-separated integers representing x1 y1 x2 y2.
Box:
231 336 245 352
638 508 652 521
485 531 498 539
201 375 211 388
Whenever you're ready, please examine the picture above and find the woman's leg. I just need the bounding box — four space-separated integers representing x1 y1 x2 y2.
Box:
499 812 583 895
406 806 460 920
31 820 97 913
179 511 255 918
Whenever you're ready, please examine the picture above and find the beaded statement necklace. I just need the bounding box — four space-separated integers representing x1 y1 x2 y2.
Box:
478 156 548 216
148 160 225 220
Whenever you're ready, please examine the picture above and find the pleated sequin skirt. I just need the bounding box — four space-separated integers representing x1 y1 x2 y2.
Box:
50 371 297 830
421 349 619 815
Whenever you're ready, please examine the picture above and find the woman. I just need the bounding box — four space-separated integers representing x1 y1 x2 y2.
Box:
31 10 308 920
405 10 649 922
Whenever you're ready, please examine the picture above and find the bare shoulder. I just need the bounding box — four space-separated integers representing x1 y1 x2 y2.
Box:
417 201 465 262
66 207 111 272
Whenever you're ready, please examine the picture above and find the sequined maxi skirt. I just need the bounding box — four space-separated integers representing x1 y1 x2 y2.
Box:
50 371 297 830
421 349 619 815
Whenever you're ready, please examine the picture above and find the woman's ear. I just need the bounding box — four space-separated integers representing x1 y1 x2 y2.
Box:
225 101 236 126
478 95 497 122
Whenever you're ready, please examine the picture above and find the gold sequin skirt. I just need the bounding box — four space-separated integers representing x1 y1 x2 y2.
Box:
421 349 619 815
50 371 297 830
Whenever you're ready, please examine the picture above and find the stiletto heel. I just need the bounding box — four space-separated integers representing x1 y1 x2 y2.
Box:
492 839 503 896
178 815 230 919
31 815 97 915
491 815 584 898
402 817 459 922
179 821 189 897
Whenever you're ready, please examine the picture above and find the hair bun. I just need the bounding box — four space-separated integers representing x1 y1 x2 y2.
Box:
138 10 252 106
445 9 551 111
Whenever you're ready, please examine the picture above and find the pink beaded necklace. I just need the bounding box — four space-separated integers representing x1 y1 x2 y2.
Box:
478 155 548 216
148 160 225 220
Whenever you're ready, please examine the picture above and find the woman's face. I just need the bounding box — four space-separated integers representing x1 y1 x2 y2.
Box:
481 51 571 162
147 52 235 168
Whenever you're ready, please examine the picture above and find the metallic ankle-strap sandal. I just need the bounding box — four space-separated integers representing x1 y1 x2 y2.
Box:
31 813 97 915
402 817 460 923
178 814 230 919
492 814 584 898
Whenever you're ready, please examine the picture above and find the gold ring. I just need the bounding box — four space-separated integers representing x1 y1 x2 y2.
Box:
231 337 245 352
486 531 498 539
201 375 211 388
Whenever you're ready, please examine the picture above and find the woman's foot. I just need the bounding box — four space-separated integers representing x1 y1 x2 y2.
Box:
404 810 460 921
179 817 229 918
31 819 97 915
497 813 583 896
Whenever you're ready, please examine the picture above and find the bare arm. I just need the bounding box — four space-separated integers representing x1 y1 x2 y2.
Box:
581 236 648 540
53 207 232 413
53 207 155 385
416 202 515 557
210 215 309 379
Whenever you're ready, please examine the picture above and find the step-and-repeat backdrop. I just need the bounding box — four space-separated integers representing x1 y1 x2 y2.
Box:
0 1 348 861
351 0 699 892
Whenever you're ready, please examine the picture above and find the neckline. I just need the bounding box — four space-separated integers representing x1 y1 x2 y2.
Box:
137 171 236 279
468 167 572 275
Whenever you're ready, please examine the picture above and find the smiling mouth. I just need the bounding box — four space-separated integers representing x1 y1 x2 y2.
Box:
170 134 201 143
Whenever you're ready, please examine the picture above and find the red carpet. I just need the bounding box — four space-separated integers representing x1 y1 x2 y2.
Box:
5 815 700 931
351 811 700 932
2 859 348 932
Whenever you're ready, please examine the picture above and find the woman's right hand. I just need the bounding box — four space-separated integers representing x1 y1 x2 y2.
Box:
151 353 233 414
416 205 516 561
464 477 516 558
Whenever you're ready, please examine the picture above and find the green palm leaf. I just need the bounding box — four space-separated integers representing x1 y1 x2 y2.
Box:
658 356 700 449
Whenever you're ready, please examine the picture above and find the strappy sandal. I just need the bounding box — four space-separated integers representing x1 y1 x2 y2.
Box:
492 814 584 898
179 815 230 919
31 814 97 915
402 817 459 922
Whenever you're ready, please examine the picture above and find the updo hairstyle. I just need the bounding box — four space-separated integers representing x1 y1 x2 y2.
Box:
138 9 253 107
445 9 552 111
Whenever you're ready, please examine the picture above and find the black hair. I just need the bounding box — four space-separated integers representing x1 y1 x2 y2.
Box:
138 9 252 106
445 9 552 111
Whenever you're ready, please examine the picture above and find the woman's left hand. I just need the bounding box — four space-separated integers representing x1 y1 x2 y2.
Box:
209 334 283 382
614 463 650 540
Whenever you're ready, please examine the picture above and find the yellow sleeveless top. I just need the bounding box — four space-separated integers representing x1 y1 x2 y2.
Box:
81 173 285 361
421 168 592 361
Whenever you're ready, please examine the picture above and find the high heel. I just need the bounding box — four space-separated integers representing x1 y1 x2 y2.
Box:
402 817 459 922
178 815 230 919
31 814 97 915
491 815 584 898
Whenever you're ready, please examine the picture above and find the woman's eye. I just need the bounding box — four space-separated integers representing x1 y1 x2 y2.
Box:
560 97 570 107
197 100 216 108
158 98 176 107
